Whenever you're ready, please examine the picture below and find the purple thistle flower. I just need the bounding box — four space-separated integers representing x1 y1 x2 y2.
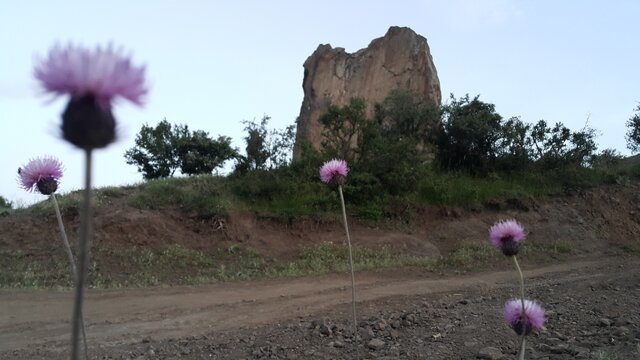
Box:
503 299 545 335
34 44 147 108
34 44 147 149
19 156 64 195
320 159 349 187
489 219 526 256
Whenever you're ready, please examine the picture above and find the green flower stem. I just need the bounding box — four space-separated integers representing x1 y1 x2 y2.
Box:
50 194 88 359
519 336 526 360
513 255 526 360
71 150 93 360
338 185 359 359
51 194 77 277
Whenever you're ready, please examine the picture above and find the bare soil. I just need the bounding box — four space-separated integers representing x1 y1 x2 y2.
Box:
1 182 640 359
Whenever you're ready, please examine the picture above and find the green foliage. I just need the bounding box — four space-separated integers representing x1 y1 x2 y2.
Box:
358 90 439 195
229 166 334 216
0 195 12 216
128 175 227 218
626 104 640 153
235 115 296 173
0 249 72 288
437 94 503 174
528 120 598 169
125 119 236 179
319 97 368 162
177 131 237 176
318 91 439 197
0 195 12 209
436 95 599 173
373 89 441 144
124 118 188 179
496 117 531 171
590 148 623 170
415 171 556 205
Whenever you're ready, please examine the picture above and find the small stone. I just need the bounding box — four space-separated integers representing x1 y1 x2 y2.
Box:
613 326 630 337
614 318 631 326
368 338 385 351
598 318 612 327
377 320 388 331
359 327 375 340
537 343 552 353
319 324 332 336
476 346 504 359
550 344 570 354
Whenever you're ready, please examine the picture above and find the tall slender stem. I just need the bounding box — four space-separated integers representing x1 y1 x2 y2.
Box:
71 149 93 360
51 195 88 359
519 336 526 360
513 255 526 360
338 185 359 359
51 194 77 277
512 256 525 303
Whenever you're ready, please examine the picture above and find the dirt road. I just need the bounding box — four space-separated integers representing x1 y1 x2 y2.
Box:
0 257 616 356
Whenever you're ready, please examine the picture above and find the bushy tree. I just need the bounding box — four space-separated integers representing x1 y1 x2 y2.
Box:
125 119 237 179
319 97 368 163
177 131 238 175
0 195 12 216
496 117 531 171
528 120 598 169
626 105 640 153
590 148 623 169
373 89 441 144
235 115 296 173
356 90 439 195
124 119 188 179
437 94 502 173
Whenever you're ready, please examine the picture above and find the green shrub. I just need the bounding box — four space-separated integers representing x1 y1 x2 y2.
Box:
128 175 227 218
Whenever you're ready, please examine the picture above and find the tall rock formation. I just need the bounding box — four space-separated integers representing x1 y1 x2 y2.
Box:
293 26 441 159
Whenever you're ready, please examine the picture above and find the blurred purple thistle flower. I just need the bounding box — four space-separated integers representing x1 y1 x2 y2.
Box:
489 219 526 256
34 44 147 149
19 156 64 195
504 299 545 335
34 44 147 108
320 159 349 187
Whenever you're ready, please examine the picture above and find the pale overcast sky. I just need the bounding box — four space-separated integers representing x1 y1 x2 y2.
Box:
1 0 638 205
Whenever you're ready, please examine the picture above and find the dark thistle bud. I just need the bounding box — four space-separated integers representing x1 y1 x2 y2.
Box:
36 177 58 195
62 95 116 150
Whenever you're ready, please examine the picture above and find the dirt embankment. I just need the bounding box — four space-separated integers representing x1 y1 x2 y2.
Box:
3 181 640 263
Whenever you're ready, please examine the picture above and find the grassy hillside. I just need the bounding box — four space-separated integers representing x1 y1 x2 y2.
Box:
2 160 640 289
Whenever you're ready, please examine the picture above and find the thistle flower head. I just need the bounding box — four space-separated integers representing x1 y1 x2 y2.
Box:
504 299 545 335
489 219 526 256
35 44 147 150
34 43 147 108
320 159 349 187
19 156 64 195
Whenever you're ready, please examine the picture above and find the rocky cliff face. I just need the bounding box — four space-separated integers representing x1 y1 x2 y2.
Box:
293 26 441 159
